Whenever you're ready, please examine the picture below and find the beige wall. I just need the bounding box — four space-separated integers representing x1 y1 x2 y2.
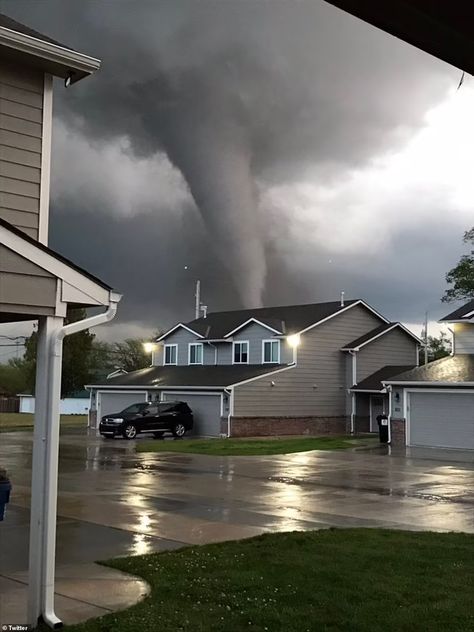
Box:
0 244 56 316
356 328 418 382
233 304 382 417
0 60 44 240
453 322 474 354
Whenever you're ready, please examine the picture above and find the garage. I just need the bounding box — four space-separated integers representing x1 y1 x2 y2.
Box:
98 391 148 419
162 392 222 437
408 391 474 449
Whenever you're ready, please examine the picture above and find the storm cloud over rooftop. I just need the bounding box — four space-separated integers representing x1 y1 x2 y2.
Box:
2 0 471 339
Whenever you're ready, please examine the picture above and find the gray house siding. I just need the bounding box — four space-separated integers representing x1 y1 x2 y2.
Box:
0 60 44 240
233 304 383 417
356 329 418 383
453 323 474 354
232 322 283 365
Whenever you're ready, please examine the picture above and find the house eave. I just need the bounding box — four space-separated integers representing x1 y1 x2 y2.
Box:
0 25 100 82
382 380 474 387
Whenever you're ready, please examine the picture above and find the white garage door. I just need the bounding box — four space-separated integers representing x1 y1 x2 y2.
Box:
409 392 474 449
162 392 222 437
98 391 148 419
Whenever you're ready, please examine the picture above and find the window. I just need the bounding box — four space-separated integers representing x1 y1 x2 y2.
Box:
121 402 148 414
262 339 280 363
188 342 203 365
164 344 177 365
233 341 249 364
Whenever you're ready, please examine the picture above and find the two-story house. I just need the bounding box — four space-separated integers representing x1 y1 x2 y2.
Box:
0 13 120 628
89 299 421 437
384 299 474 450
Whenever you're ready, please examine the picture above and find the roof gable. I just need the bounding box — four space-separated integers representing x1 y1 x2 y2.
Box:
224 317 283 338
156 323 205 342
341 322 421 351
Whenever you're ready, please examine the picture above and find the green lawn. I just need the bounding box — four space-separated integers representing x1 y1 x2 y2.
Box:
0 412 87 432
137 435 378 456
67 529 474 632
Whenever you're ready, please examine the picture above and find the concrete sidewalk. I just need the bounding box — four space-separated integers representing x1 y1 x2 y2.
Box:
0 562 150 626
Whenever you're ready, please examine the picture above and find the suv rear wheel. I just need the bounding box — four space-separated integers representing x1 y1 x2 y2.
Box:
172 422 186 438
123 423 137 440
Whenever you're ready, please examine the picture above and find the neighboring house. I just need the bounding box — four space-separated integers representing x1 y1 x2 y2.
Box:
19 391 90 415
384 300 474 450
87 299 421 437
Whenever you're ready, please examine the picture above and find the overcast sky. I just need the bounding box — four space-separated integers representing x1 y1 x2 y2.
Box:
1 0 472 354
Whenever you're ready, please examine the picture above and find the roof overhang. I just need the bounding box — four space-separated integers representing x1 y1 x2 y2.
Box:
0 24 100 83
325 0 474 75
0 220 119 320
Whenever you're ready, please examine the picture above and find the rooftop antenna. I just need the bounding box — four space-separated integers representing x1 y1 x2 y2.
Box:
340 290 345 307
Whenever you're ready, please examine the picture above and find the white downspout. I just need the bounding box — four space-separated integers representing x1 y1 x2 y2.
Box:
387 385 392 444
224 387 233 438
349 351 357 434
42 294 120 629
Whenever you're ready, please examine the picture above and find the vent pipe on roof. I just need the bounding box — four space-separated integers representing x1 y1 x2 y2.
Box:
340 291 345 307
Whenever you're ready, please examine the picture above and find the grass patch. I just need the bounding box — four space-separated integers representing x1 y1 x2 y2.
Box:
67 529 474 632
0 412 87 432
137 435 377 456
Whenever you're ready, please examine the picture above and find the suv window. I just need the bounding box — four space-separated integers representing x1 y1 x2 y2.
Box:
146 405 159 415
158 403 176 413
121 402 148 414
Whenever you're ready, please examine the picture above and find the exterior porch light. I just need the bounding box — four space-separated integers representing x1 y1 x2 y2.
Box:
287 334 301 348
143 342 156 354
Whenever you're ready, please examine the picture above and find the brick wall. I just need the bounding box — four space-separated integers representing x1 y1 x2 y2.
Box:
390 418 406 446
223 416 349 437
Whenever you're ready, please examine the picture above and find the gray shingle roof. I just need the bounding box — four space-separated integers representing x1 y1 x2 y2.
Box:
160 300 368 341
90 364 292 389
440 300 474 321
342 323 396 350
384 355 474 384
351 365 416 391
0 13 71 49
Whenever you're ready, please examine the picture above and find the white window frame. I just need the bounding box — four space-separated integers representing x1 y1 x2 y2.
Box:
232 340 249 364
164 344 178 365
262 339 280 364
188 342 204 365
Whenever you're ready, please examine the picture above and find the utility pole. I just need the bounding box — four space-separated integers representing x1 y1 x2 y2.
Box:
424 311 428 365
195 280 201 319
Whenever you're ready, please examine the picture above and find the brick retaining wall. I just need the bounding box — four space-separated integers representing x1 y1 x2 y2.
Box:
222 416 349 437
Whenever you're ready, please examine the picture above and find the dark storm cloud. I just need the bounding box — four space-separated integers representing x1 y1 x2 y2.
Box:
1 0 462 331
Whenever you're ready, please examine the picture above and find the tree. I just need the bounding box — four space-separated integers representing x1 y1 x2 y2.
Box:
0 359 29 395
419 329 452 364
442 228 474 302
90 337 154 376
19 308 96 397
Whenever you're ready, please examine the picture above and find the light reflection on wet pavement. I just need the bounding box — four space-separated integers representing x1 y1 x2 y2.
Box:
1 428 473 575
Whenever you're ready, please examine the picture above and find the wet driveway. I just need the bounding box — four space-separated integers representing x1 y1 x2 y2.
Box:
1 428 474 574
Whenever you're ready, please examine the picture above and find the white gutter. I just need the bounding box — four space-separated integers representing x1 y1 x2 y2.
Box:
383 380 474 386
41 294 120 629
0 26 100 82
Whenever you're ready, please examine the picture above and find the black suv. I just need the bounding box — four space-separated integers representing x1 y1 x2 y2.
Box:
99 401 193 440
